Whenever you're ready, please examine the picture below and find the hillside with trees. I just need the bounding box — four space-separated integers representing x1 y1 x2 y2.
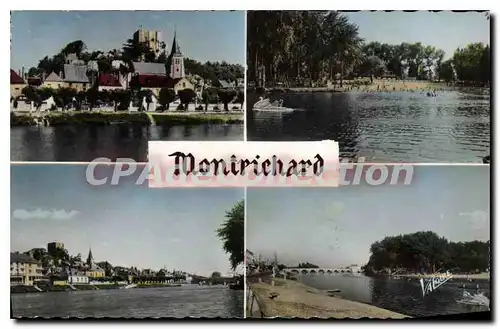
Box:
26 38 244 85
247 11 490 87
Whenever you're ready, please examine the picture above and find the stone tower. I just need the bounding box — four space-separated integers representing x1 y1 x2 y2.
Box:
169 30 185 79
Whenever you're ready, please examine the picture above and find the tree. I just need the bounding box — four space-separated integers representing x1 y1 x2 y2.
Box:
361 55 386 83
365 231 490 274
217 89 237 111
216 200 244 271
438 60 455 82
121 38 156 62
177 88 197 110
236 90 244 107
158 88 176 111
61 40 87 57
211 271 221 278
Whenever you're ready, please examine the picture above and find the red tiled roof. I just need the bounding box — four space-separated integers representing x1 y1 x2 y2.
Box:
136 74 171 88
10 69 25 84
27 77 42 86
98 73 122 87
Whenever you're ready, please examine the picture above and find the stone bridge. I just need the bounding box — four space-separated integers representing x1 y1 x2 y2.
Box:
283 268 361 274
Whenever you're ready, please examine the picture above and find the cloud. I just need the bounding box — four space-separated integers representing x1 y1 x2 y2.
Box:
12 209 80 221
171 238 181 243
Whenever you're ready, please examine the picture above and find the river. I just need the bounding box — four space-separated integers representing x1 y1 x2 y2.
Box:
247 91 490 163
11 124 243 162
299 274 490 317
11 285 244 318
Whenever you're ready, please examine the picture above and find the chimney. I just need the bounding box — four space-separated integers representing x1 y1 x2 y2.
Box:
42 72 46 82
21 67 25 79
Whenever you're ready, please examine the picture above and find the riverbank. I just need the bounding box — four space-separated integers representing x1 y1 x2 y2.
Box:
247 278 408 319
11 283 126 293
392 272 490 280
11 111 243 127
251 80 488 94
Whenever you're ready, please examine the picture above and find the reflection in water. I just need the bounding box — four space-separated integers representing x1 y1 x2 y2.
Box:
301 274 490 317
11 124 243 162
247 91 490 162
12 285 244 318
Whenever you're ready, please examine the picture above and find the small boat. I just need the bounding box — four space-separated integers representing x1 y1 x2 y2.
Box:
457 290 490 308
253 97 272 109
109 120 127 125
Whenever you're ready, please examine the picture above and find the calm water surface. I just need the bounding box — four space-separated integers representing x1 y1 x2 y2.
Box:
247 91 490 162
12 285 244 318
300 274 490 317
11 124 243 161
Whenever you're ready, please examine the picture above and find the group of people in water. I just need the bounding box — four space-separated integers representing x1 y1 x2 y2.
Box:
333 83 447 96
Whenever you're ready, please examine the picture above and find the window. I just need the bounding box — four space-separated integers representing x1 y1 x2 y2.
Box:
182 82 186 88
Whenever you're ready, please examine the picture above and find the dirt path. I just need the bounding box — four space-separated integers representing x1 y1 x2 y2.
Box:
248 278 408 319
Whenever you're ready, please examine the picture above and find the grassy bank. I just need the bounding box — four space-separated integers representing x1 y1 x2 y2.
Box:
11 114 36 127
247 278 408 319
10 112 243 127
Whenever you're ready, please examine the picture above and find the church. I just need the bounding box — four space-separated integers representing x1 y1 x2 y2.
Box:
127 30 194 96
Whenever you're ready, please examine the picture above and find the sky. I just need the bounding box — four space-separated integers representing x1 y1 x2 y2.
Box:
344 11 490 59
10 165 243 277
247 166 490 268
10 11 245 71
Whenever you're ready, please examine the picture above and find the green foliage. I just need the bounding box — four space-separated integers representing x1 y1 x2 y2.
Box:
452 43 490 84
248 11 490 86
216 200 244 271
184 58 244 85
217 89 237 111
236 90 244 105
202 88 219 104
115 90 132 111
297 262 319 269
61 40 86 57
158 88 176 110
211 271 222 278
438 60 455 82
360 55 386 82
177 88 197 107
27 38 243 86
366 231 490 274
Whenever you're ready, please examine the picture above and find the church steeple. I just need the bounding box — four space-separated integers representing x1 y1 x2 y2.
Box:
86 248 93 266
169 28 185 79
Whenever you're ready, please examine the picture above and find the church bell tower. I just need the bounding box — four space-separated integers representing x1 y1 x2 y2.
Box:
169 30 185 79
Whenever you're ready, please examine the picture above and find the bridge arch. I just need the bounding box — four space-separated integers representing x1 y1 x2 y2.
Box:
318 269 325 274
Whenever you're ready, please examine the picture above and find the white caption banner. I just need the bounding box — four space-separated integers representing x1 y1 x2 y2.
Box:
147 141 339 188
